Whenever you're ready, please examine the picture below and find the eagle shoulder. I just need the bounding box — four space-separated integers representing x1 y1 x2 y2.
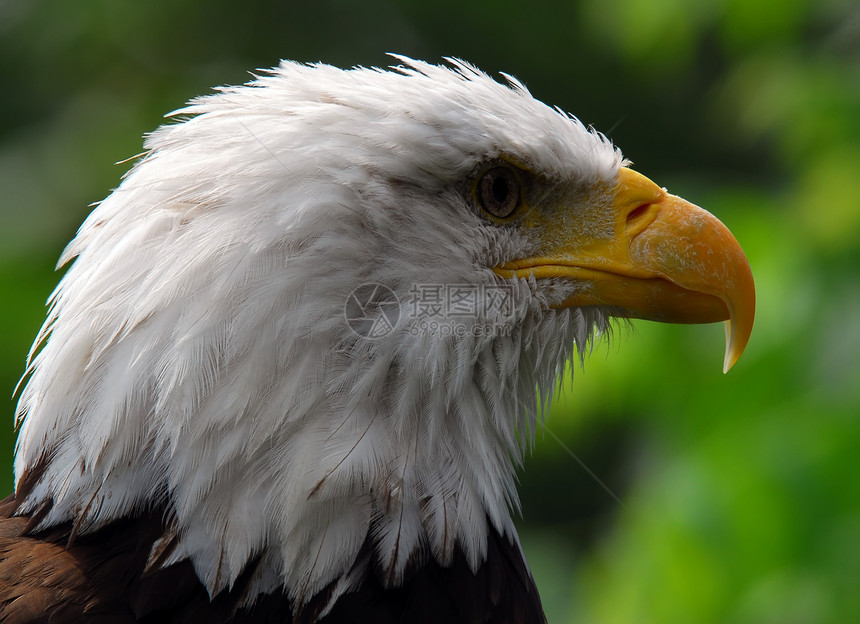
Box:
0 492 544 623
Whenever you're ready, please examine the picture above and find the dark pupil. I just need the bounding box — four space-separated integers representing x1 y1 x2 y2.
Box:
492 174 509 204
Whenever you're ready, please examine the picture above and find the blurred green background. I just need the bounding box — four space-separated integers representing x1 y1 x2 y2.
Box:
1 0 858 621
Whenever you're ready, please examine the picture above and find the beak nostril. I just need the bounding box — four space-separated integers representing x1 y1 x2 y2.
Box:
626 203 651 229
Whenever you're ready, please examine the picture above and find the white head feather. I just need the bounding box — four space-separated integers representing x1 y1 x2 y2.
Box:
14 57 622 605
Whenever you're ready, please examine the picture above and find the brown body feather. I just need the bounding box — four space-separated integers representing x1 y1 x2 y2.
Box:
0 493 545 623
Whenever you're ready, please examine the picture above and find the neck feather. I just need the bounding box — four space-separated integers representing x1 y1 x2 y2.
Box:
14 246 597 603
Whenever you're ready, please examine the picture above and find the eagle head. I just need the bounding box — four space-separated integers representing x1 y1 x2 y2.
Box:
12 57 754 618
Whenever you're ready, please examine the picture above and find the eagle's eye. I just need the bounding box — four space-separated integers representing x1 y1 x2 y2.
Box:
476 166 522 219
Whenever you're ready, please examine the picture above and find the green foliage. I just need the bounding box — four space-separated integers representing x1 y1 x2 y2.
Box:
1 0 857 621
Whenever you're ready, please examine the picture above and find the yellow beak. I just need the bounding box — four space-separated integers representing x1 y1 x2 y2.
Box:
494 168 755 372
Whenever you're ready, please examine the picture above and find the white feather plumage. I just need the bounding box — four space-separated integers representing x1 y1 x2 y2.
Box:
14 57 622 605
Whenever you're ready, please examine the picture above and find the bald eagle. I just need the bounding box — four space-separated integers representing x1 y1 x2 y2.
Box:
0 58 754 623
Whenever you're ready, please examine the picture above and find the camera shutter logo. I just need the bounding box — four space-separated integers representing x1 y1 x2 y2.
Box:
345 283 401 338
